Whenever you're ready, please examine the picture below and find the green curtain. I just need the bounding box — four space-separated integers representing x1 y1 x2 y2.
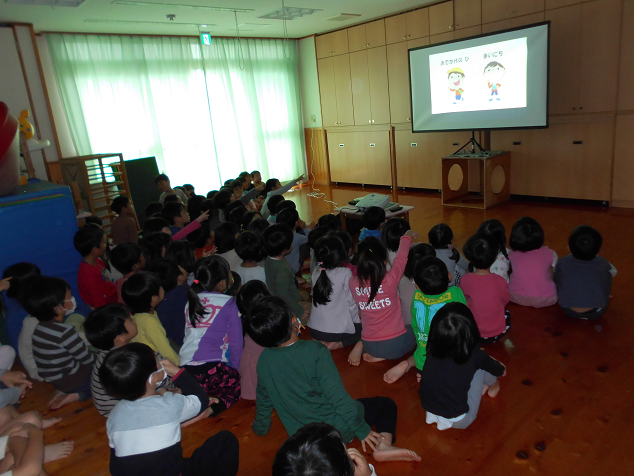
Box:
47 34 305 192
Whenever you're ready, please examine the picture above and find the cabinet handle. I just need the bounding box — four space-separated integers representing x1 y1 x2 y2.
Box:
573 107 576 111
407 34 411 38
403 35 407 39
513 10 517 13
580 107 583 110
371 120 375 123
407 117 411 121
449 25 453 29
573 141 583 145
367 42 370 46
513 141 521 145
368 120 372 123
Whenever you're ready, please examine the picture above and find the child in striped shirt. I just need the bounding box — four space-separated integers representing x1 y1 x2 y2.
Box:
21 276 94 410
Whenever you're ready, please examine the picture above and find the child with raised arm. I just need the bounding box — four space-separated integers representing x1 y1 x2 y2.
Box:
349 230 419 367
309 235 361 358
74 225 118 309
428 223 469 286
100 343 239 476
261 174 305 217
250 297 420 464
420 302 506 430
381 217 411 267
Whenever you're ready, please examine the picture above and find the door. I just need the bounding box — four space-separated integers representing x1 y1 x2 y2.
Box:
429 0 454 36
347 24 367 53
454 0 481 30
387 42 411 124
317 57 339 127
367 46 391 124
349 50 372 125
332 54 354 126
365 19 386 49
406 8 430 40
385 13 407 44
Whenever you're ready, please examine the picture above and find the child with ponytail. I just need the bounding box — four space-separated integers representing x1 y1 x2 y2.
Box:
477 219 512 282
348 230 418 366
308 236 361 361
180 256 243 414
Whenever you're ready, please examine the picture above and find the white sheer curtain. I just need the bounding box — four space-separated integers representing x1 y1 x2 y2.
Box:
47 34 305 192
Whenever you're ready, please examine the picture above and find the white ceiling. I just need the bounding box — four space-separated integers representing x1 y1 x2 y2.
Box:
0 0 436 38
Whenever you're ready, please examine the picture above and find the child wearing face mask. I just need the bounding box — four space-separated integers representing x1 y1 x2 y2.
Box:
20 276 94 410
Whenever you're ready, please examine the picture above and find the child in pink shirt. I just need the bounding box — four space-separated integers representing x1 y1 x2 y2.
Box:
508 217 557 307
348 230 418 366
460 233 510 342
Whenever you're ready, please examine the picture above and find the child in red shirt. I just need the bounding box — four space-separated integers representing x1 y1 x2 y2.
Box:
74 225 118 309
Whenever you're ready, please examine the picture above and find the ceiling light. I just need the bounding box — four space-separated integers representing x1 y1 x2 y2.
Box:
7 0 86 7
111 1 254 12
326 13 361 22
259 6 321 20
85 19 216 27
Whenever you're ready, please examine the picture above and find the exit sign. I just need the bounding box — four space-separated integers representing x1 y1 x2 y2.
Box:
201 32 211 46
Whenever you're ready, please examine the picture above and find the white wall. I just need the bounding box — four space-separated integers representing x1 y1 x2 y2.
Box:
297 36 323 128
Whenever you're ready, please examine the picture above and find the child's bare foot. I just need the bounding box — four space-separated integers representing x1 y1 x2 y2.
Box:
323 341 343 350
383 360 410 384
482 384 489 396
373 439 421 462
50 393 79 410
348 342 363 366
362 353 385 363
44 441 74 463
487 380 501 398
47 390 64 408
181 407 212 427
42 417 62 429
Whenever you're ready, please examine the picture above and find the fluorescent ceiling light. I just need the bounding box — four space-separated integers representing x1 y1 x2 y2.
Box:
259 6 322 20
326 13 361 22
7 0 85 7
111 1 254 12
85 19 216 26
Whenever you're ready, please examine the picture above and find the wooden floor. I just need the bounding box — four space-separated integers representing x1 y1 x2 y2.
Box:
25 184 634 476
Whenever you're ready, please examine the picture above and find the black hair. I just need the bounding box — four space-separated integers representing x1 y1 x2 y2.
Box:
163 194 180 204
100 343 157 401
235 231 265 263
141 232 172 268
262 224 294 257
404 243 435 280
569 225 603 260
248 296 294 348
84 303 132 350
313 236 347 306
121 271 162 314
110 243 143 275
187 256 232 327
214 222 240 254
223 179 233 187
317 214 340 231
307 226 329 251
187 195 206 221
264 178 280 197
239 171 250 178
212 190 233 211
228 207 247 227
251 170 260 177
356 237 387 304
236 176 247 185
414 256 449 295
187 223 213 249
275 200 296 215
111 195 130 215
155 174 169 185
276 209 299 231
198 199 216 218
84 216 103 227
381 217 411 252
236 280 271 333
484 61 505 72
19 276 69 322
74 225 105 257
428 222 460 262
206 191 217 200
330 230 354 257
162 202 186 226
2 262 41 299
427 302 481 365
143 217 170 236
362 206 386 230
224 200 246 218
477 218 512 277
248 218 271 237
463 233 498 271
509 216 544 252
272 422 353 476
231 180 243 191
240 211 261 231
144 202 164 219
150 258 184 293
226 271 242 297
267 195 285 216
165 240 196 274
183 184 195 193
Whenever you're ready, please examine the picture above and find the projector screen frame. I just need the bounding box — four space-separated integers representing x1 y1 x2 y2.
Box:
408 21 550 134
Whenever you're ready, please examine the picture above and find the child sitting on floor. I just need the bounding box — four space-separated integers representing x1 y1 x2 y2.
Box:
235 231 267 285
308 235 361 357
508 217 558 308
165 240 196 285
21 276 94 409
163 202 191 236
74 225 118 309
359 207 385 242
110 195 138 245
477 219 512 282
554 226 616 320
428 223 468 287
152 259 190 347
349 231 418 367
215 222 242 271
236 280 270 401
110 243 145 303
276 208 313 279
398 243 435 329
419 302 506 430
384 256 466 385
266 195 285 224
155 173 189 205
460 233 511 342
122 271 180 365
381 217 411 268
262 224 309 323
100 343 239 476
250 296 420 464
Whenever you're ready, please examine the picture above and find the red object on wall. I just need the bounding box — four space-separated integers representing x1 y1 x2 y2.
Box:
0 102 21 196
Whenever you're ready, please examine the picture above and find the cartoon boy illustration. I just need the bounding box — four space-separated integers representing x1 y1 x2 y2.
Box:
483 61 506 101
447 67 465 104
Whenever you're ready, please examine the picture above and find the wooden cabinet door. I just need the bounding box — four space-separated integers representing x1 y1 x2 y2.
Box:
317 58 338 127
367 46 391 124
395 131 435 188
331 29 349 56
429 0 455 36
315 34 332 59
327 132 348 182
360 131 393 186
387 42 411 124
612 115 634 204
347 24 367 53
454 0 481 30
406 8 430 40
349 50 372 125
545 5 581 114
579 0 621 113
385 13 407 44
483 0 544 23
430 31 455 45
332 54 354 126
365 19 386 49
546 0 582 9
618 0 634 110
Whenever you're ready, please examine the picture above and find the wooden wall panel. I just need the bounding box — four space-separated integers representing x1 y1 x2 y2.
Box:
304 128 330 185
611 114 634 207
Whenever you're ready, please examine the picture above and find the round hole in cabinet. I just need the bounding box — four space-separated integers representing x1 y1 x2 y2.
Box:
448 164 463 191
491 165 505 194
350 77 366 94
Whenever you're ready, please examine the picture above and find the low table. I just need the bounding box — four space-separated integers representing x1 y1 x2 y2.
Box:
333 205 414 232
